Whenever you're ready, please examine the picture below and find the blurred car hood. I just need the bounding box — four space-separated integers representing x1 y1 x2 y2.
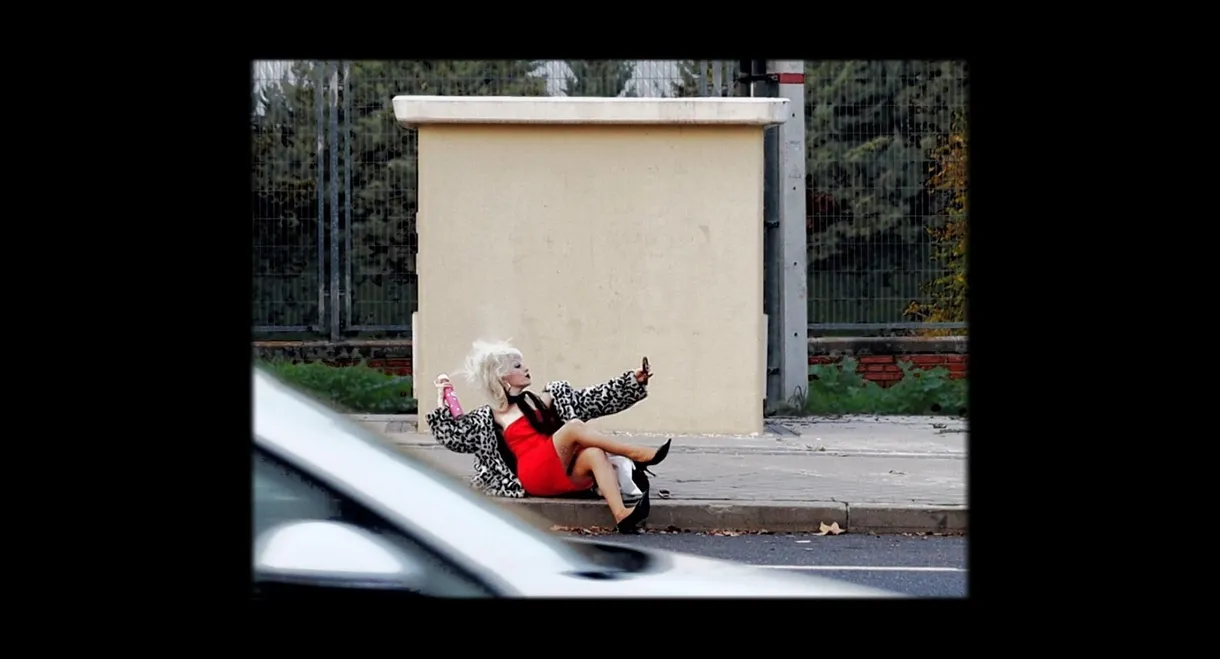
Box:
504 540 900 598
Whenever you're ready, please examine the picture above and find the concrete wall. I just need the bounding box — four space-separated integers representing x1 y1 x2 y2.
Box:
396 97 787 435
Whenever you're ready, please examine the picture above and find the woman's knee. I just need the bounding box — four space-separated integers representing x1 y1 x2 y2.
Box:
579 446 606 462
575 446 607 467
571 446 607 477
555 418 586 443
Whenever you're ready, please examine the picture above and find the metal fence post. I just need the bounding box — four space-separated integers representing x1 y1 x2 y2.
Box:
754 62 785 410
328 62 341 342
342 61 353 333
735 61 753 98
315 62 327 334
769 60 809 407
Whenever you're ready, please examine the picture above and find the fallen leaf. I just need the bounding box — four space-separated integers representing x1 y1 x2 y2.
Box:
889 470 907 475
658 489 671 499
814 522 845 536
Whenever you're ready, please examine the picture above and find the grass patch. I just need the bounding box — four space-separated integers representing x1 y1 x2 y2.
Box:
806 357 966 416
259 359 417 414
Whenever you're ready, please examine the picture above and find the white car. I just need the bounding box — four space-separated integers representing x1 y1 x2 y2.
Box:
252 366 898 599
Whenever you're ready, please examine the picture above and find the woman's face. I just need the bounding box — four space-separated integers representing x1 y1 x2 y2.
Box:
502 356 532 391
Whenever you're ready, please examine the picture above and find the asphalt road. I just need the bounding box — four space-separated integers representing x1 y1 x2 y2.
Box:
562 531 967 597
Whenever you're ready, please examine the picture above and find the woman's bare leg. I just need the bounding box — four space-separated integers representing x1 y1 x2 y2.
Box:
552 419 658 473
570 447 634 522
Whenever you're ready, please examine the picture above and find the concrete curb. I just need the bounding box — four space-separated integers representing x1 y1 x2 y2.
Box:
507 499 967 535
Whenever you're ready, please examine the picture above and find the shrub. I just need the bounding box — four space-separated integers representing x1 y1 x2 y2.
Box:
806 357 966 416
904 112 968 337
259 359 417 414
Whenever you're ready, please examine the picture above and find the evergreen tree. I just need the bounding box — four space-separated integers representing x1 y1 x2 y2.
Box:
803 60 968 326
252 60 547 334
563 60 635 97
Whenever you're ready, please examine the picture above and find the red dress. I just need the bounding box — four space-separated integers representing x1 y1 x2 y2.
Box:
503 412 591 496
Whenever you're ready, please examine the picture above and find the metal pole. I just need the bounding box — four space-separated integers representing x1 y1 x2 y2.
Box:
329 62 341 342
755 64 782 410
736 60 784 410
342 61 352 333
735 61 753 98
315 62 326 335
768 60 809 408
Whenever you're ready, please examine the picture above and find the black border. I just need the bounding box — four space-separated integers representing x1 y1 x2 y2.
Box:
100 52 1090 617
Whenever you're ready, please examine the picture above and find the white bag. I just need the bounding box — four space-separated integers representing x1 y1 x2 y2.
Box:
594 454 643 503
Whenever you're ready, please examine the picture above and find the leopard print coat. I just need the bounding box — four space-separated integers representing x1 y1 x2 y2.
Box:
425 370 648 498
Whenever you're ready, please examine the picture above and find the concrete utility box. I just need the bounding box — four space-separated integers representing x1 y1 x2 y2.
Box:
395 95 787 435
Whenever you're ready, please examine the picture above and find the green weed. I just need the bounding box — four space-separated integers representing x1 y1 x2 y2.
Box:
806 357 966 416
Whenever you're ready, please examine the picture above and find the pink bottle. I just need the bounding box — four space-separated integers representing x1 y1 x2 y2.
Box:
438 374 464 417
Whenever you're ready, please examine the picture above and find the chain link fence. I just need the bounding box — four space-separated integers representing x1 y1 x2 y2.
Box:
252 60 967 340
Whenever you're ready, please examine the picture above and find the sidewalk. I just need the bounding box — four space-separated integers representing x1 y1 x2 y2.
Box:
352 414 968 535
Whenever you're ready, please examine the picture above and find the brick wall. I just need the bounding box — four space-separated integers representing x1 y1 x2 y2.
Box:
356 358 412 376
253 340 413 378
254 336 967 387
808 337 967 388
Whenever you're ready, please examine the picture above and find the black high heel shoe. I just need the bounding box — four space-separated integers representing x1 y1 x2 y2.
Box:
616 498 650 534
630 466 652 520
634 438 672 477
631 463 651 493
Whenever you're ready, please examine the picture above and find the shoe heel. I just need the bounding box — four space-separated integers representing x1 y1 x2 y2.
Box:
644 438 672 468
616 498 649 534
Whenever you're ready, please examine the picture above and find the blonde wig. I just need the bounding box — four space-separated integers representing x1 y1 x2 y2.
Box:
461 339 524 410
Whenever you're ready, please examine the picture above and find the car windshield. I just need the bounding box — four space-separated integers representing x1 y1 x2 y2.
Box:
253 367 621 576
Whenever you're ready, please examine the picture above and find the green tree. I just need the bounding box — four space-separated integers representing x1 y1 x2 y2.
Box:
904 112 967 333
252 60 547 335
340 60 546 329
251 61 325 329
804 60 968 327
671 60 732 97
563 60 635 97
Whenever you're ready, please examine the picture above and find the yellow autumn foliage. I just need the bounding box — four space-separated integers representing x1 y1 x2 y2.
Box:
905 113 967 336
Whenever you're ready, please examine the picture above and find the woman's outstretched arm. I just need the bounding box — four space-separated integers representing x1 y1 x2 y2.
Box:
545 367 649 422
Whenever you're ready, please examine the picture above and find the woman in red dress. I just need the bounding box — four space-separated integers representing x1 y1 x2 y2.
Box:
431 340 671 533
